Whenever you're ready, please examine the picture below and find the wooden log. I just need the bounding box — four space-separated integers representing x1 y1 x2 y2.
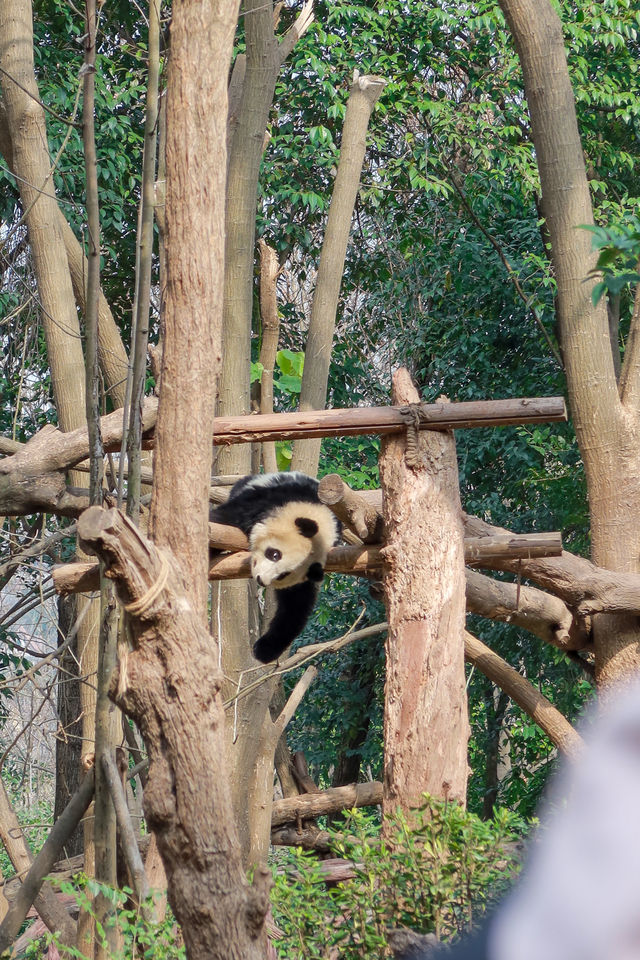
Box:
211 396 566 445
52 532 562 595
465 532 562 562
379 369 469 815
270 824 332 852
271 781 382 828
318 473 384 542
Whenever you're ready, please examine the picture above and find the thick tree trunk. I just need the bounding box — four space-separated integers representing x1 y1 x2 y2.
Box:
119 2 269 956
217 0 279 870
380 369 469 816
78 510 268 960
217 0 315 868
498 0 640 686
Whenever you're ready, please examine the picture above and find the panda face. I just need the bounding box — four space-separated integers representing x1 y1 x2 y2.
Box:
249 502 336 590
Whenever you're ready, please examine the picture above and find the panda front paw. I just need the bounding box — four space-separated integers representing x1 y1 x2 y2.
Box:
253 634 286 664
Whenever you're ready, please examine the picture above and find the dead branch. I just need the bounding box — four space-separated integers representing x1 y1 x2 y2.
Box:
462 512 640 616
0 396 565 518
273 667 317 737
318 473 384 542
270 824 332 852
0 398 157 477
464 630 583 756
101 752 150 911
53 530 562 595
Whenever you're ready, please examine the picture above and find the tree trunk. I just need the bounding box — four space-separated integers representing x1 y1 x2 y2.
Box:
217 0 314 868
498 0 640 687
380 369 469 817
0 7 103 952
130 2 268 955
292 72 386 477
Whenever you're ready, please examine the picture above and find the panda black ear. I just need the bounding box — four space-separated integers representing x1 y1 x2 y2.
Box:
307 562 325 583
295 517 319 539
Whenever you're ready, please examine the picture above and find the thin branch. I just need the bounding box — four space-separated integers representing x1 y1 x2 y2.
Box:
101 752 151 912
82 0 103 503
222 613 373 711
273 666 317 737
618 269 640 410
126 0 160 521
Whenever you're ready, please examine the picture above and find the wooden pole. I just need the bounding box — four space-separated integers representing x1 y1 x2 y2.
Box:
379 369 469 816
212 395 567 445
52 532 563 596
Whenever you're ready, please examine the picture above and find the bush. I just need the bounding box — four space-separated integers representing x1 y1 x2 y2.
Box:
270 798 526 958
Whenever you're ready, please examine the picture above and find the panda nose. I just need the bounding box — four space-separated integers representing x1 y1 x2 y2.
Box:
256 575 264 587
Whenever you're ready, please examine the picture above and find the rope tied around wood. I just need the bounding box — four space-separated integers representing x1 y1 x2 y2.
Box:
124 550 170 616
398 403 426 469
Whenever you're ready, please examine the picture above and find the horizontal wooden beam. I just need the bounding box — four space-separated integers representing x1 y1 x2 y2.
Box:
52 529 562 595
211 396 567 445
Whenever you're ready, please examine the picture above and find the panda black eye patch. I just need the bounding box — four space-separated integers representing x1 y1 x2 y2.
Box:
265 547 282 562
295 517 319 538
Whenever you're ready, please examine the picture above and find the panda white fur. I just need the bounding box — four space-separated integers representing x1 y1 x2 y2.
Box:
212 472 341 663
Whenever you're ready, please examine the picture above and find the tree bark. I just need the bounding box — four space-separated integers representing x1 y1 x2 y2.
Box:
0 101 129 408
380 369 469 816
78 507 268 960
292 72 386 477
217 0 278 869
217 0 315 869
115 2 269 955
498 0 640 686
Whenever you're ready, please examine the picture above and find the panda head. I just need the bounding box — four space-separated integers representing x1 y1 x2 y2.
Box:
249 501 338 590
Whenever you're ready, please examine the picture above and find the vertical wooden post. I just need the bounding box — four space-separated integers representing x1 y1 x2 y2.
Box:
380 368 469 818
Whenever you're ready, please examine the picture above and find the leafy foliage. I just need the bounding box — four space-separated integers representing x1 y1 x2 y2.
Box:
24 876 184 960
270 800 527 958
583 216 640 306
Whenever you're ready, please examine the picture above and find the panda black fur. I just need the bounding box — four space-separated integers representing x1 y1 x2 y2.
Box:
212 472 341 663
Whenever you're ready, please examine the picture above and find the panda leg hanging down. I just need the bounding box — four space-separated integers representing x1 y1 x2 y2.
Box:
211 472 341 662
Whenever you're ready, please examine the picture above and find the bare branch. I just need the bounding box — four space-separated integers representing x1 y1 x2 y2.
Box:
273 666 317 738
101 752 151 911
464 630 582 757
277 0 314 63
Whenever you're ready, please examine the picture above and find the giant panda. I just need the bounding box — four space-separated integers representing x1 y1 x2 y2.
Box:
212 472 341 663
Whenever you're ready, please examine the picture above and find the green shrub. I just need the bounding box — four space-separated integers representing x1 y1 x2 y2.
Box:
270 798 526 958
22 876 184 960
